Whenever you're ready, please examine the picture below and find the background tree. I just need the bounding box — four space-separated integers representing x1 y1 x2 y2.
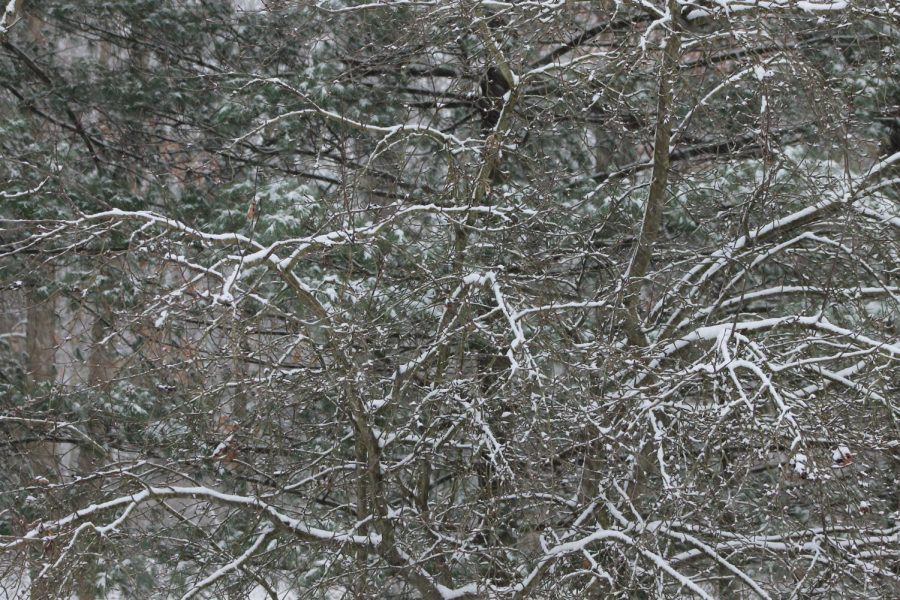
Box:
1 1 898 598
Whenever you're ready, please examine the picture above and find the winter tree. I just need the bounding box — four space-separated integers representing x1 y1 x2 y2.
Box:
1 0 898 598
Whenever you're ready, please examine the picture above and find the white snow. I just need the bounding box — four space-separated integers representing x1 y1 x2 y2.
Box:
832 446 852 463
790 453 808 476
153 310 169 329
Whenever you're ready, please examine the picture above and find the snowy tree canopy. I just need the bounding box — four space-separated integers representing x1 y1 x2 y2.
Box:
1 1 898 598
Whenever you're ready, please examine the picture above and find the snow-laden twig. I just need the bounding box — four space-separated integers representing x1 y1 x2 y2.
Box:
0 415 107 456
0 177 48 199
3 485 382 550
180 526 276 600
665 524 900 563
682 0 850 21
654 150 900 329
658 314 899 362
233 78 468 151
656 526 773 599
672 57 787 149
510 525 715 600
0 0 19 36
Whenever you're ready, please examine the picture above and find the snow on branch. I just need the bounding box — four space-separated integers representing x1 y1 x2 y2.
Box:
681 0 850 21
507 525 716 600
0 0 19 37
234 77 469 152
3 485 382 551
658 314 899 361
654 150 900 330
180 526 276 600
0 177 48 198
